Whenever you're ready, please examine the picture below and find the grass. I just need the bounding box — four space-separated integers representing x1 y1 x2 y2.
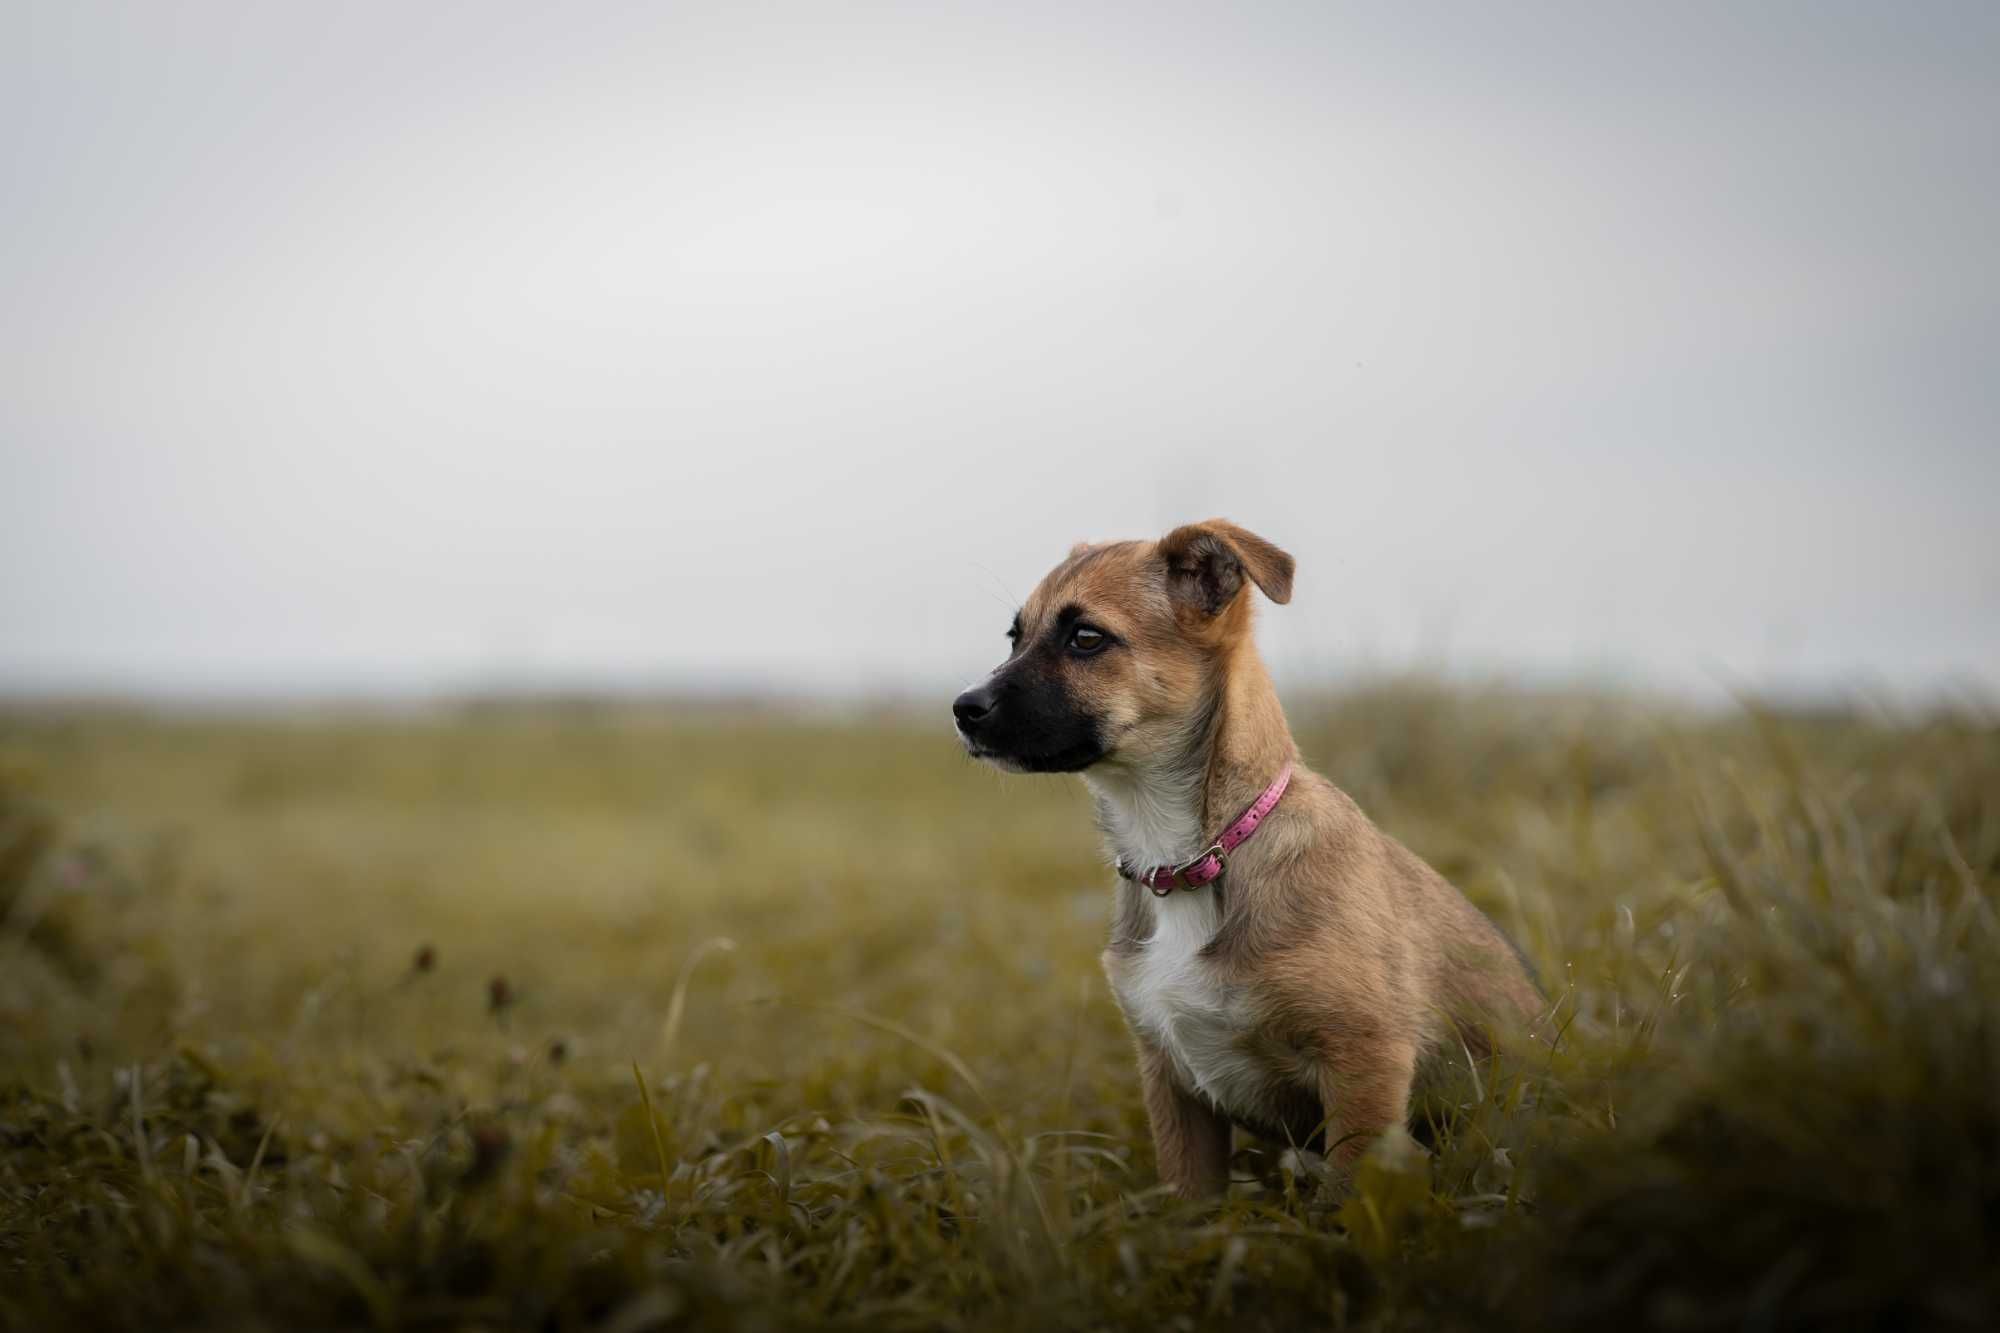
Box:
1 682 1995 1330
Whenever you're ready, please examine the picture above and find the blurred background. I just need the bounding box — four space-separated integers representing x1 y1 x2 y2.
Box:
6 0 1997 707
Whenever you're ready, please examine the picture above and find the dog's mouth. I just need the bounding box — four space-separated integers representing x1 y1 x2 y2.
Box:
959 738 1026 772
958 729 1105 774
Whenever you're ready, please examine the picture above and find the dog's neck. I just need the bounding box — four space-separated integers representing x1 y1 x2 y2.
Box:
1084 639 1296 872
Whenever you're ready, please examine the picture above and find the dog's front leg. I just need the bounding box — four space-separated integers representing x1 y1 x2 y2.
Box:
1137 1042 1232 1198
1317 1037 1417 1166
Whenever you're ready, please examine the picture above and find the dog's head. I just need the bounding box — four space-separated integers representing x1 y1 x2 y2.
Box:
952 519 1294 773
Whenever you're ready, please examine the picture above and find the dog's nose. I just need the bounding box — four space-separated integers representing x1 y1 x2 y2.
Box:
952 685 997 731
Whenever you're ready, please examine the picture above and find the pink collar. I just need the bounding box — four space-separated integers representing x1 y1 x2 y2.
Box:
1118 763 1293 897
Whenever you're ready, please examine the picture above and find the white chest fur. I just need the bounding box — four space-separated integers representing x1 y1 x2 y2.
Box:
1088 765 1274 1120
1112 892 1271 1117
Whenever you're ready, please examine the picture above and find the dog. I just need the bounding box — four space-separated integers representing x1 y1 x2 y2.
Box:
952 519 1542 1196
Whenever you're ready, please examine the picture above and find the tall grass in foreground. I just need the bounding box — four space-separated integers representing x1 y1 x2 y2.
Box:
1 686 1995 1330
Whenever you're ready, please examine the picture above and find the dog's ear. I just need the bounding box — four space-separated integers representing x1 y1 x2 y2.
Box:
1159 520 1295 615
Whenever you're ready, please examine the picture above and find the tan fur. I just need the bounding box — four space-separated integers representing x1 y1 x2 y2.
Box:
1137 1043 1233 1198
1016 521 1543 1196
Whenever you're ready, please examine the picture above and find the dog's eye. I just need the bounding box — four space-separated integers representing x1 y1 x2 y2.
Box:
1068 625 1108 655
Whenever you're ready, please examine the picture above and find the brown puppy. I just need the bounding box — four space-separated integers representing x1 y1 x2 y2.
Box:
953 520 1542 1196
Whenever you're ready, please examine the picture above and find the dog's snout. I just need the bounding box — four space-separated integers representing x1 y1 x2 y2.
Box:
952 684 998 730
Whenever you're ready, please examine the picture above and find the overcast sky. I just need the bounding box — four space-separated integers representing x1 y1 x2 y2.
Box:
5 1 1997 703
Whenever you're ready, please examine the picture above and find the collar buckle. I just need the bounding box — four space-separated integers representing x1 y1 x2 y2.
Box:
1151 842 1226 896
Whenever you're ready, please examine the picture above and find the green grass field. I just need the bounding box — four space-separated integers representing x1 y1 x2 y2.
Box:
3 684 1995 1330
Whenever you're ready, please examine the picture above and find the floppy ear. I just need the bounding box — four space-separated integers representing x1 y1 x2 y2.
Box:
1158 519 1295 615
